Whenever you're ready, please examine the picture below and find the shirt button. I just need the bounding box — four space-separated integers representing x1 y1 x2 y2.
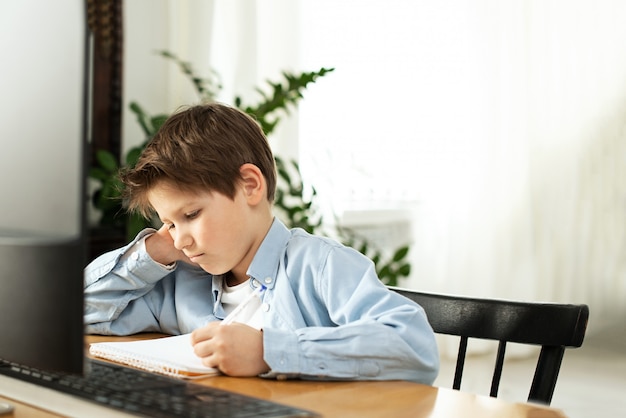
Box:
264 277 272 284
261 303 270 312
131 252 139 261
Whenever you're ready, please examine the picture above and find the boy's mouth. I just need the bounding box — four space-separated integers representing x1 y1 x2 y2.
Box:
187 253 204 261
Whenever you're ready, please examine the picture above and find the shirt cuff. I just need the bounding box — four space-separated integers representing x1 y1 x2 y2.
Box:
260 327 301 380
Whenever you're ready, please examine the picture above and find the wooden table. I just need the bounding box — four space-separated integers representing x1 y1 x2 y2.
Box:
0 335 568 418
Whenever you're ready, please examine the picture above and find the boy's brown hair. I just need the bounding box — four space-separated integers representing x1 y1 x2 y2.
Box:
120 102 277 218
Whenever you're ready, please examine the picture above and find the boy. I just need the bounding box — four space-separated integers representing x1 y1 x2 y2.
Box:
84 102 439 383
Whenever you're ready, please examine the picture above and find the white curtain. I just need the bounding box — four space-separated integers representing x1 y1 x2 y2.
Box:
124 1 626 331
297 0 626 330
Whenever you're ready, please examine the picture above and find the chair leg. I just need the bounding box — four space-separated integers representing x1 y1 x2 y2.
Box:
453 336 468 390
490 341 507 397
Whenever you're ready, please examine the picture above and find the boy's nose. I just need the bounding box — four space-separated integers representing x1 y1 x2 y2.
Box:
173 230 192 250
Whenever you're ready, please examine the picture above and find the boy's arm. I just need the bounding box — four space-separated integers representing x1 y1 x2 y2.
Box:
83 229 177 335
261 247 440 385
262 309 439 384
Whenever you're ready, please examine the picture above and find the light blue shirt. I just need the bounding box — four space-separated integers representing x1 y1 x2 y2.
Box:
84 218 439 384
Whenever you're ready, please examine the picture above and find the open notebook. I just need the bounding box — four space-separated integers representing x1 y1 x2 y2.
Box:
89 334 218 379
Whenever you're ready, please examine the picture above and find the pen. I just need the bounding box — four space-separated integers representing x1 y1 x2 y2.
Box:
221 284 267 325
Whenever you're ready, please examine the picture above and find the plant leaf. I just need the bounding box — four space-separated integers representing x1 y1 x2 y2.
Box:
392 246 410 262
95 150 118 173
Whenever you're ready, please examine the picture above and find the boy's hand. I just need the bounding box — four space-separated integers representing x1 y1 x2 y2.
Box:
190 322 270 377
145 224 193 266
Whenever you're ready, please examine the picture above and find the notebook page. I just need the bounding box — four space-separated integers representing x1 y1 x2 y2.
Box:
89 334 218 379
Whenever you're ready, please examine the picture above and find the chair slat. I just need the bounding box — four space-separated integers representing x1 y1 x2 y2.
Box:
452 336 468 390
490 341 507 397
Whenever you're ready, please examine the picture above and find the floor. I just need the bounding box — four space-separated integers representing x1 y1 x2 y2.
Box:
432 320 626 418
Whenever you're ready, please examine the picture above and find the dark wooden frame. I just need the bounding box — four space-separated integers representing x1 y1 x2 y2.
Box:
85 0 125 260
86 0 123 165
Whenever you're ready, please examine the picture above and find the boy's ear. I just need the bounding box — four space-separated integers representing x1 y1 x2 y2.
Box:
239 163 266 205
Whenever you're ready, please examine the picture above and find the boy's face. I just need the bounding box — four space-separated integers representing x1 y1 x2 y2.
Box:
147 180 262 283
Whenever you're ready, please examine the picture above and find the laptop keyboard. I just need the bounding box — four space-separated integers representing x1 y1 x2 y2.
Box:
0 358 319 417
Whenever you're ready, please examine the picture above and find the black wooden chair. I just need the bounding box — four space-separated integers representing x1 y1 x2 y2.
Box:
389 286 589 405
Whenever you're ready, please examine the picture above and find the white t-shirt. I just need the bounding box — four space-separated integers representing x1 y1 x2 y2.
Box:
220 281 264 330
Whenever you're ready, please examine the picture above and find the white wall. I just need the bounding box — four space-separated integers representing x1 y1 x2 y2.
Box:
0 0 85 237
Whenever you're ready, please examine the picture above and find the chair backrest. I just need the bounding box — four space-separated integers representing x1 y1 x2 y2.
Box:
389 286 589 405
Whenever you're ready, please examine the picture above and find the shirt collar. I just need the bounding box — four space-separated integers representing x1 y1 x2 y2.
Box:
246 217 290 290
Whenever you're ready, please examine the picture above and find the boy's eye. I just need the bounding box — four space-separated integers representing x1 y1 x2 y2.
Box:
185 210 200 220
166 223 175 230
